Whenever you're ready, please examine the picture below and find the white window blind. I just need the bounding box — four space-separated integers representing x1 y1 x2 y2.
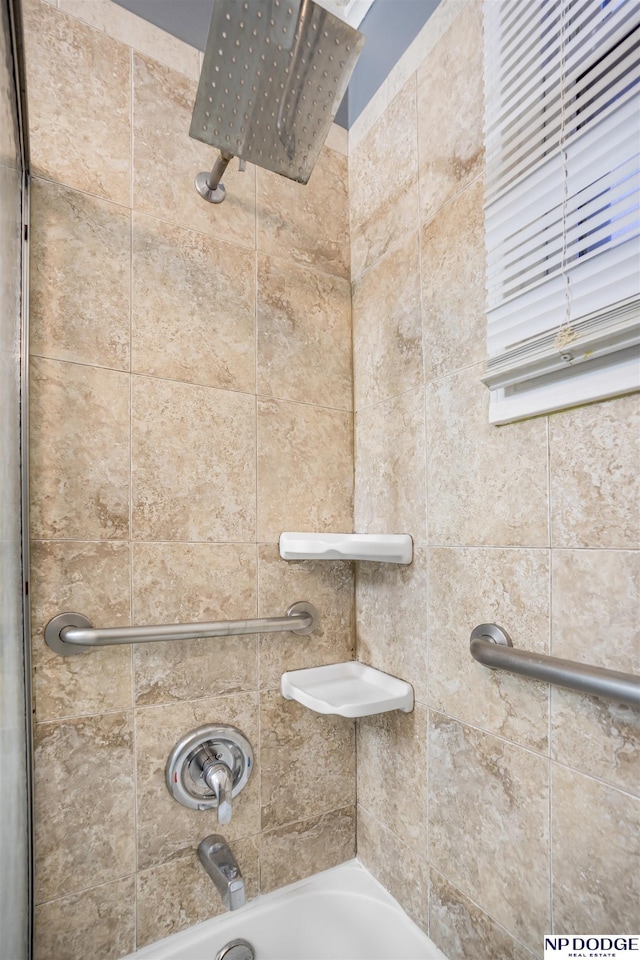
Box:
483 0 640 424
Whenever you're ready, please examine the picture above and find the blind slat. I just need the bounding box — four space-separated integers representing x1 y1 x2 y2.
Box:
484 0 640 423
486 1 640 192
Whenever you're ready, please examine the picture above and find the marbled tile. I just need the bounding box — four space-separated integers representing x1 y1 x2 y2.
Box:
552 764 640 932
350 78 419 280
256 255 352 409
357 703 428 850
552 689 640 796
34 712 135 903
34 877 135 960
356 544 428 703
550 549 640 793
420 179 485 380
429 870 535 960
136 836 260 948
30 178 130 370
426 364 549 546
357 807 429 934
260 692 355 829
132 213 255 392
352 231 423 409
30 357 130 540
549 394 640 548
355 387 426 538
58 0 200 80
135 694 259 870
256 399 353 543
133 53 255 249
132 541 258 705
257 544 354 691
428 713 550 950
428 547 550 753
260 807 355 894
551 550 640 673
257 146 349 280
386 0 476 106
30 539 132 722
417 2 483 225
23 1 130 204
131 376 256 542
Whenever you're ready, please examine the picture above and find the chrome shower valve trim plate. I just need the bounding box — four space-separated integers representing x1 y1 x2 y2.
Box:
166 724 253 817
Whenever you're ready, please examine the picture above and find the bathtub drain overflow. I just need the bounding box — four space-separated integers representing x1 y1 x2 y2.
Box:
215 938 255 960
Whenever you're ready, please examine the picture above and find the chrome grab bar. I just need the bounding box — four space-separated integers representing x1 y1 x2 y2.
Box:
470 623 640 707
45 601 319 657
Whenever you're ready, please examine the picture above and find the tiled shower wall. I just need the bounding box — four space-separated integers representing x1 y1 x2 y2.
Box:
24 0 356 955
350 2 639 958
24 0 640 957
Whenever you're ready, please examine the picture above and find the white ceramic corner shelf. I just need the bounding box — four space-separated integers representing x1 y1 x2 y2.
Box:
281 662 414 718
279 532 413 564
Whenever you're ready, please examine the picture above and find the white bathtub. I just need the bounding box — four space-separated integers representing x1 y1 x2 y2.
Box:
129 859 448 960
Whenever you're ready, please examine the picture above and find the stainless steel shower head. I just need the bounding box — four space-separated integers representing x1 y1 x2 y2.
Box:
190 0 364 202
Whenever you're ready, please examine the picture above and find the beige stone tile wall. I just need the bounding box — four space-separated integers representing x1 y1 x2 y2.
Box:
24 1 354 956
24 0 640 956
351 2 640 959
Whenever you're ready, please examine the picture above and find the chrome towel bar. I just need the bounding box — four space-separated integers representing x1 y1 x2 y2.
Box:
470 623 640 707
45 602 319 657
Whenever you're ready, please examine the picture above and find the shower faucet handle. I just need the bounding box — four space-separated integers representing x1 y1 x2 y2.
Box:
201 757 233 825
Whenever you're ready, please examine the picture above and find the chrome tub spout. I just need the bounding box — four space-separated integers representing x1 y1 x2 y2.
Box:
198 835 246 911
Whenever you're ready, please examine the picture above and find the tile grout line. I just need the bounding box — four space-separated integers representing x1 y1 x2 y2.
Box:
255 195 262 880
29 353 355 416
30 535 636 554
34 870 137 909
426 708 640 800
28 175 351 286
254 167 262 895
42 687 640 801
348 112 358 882
429 863 540 960
350 81 359 860
415 68 432 932
128 42 140 952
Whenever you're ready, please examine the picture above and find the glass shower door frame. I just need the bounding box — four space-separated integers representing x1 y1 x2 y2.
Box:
2 0 34 955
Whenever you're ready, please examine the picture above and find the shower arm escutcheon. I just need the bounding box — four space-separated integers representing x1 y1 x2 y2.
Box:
195 150 246 204
44 601 319 656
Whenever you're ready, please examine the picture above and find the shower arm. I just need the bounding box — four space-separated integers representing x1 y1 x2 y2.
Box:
44 601 319 657
195 150 246 204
